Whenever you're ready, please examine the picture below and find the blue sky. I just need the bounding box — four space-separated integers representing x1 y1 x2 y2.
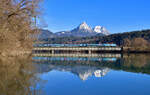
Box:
42 0 150 33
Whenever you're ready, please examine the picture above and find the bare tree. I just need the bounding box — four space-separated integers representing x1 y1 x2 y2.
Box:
131 38 148 50
0 0 42 56
123 38 131 47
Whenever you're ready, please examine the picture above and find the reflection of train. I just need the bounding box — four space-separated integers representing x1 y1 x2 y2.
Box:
33 57 117 62
34 44 117 47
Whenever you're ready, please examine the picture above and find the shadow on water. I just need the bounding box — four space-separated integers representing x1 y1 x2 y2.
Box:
0 56 44 95
33 54 150 80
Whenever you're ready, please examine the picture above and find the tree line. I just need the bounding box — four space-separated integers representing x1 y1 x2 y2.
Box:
44 29 150 47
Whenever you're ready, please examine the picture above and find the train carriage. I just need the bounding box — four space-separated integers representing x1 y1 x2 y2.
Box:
34 43 117 48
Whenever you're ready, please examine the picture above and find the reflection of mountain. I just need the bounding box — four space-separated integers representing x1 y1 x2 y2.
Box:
78 68 110 80
35 63 110 80
33 54 150 76
33 57 116 80
94 69 110 78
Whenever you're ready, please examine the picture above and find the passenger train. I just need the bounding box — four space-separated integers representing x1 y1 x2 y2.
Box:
34 44 117 47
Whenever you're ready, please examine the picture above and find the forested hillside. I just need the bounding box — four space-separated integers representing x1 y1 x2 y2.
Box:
43 29 150 46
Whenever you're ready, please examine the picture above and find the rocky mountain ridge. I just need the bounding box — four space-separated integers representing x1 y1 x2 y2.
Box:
55 22 110 37
39 22 110 39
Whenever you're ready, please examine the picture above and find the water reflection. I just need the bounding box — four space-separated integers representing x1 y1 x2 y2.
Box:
33 54 150 80
1 54 150 95
0 56 43 95
33 57 115 80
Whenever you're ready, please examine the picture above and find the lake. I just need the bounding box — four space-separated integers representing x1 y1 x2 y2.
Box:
0 54 150 95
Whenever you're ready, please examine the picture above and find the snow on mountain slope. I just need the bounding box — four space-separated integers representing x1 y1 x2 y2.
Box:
93 26 110 35
55 22 110 37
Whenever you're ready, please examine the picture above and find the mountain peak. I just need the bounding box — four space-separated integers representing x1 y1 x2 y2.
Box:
81 21 87 25
93 26 110 35
78 22 92 31
93 26 102 33
55 22 110 37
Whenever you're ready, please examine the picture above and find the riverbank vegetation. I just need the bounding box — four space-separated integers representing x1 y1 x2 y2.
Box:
123 38 150 52
0 0 41 56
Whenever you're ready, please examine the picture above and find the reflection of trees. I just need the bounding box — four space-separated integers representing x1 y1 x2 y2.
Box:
0 56 43 95
123 54 149 67
89 54 150 74
97 54 150 75
121 54 150 74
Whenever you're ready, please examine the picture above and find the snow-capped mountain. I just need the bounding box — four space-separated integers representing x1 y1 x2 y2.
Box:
78 22 93 32
55 22 110 37
93 26 109 35
93 26 102 33
38 22 110 39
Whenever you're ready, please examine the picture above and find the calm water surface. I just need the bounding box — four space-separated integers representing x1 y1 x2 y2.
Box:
1 54 150 95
